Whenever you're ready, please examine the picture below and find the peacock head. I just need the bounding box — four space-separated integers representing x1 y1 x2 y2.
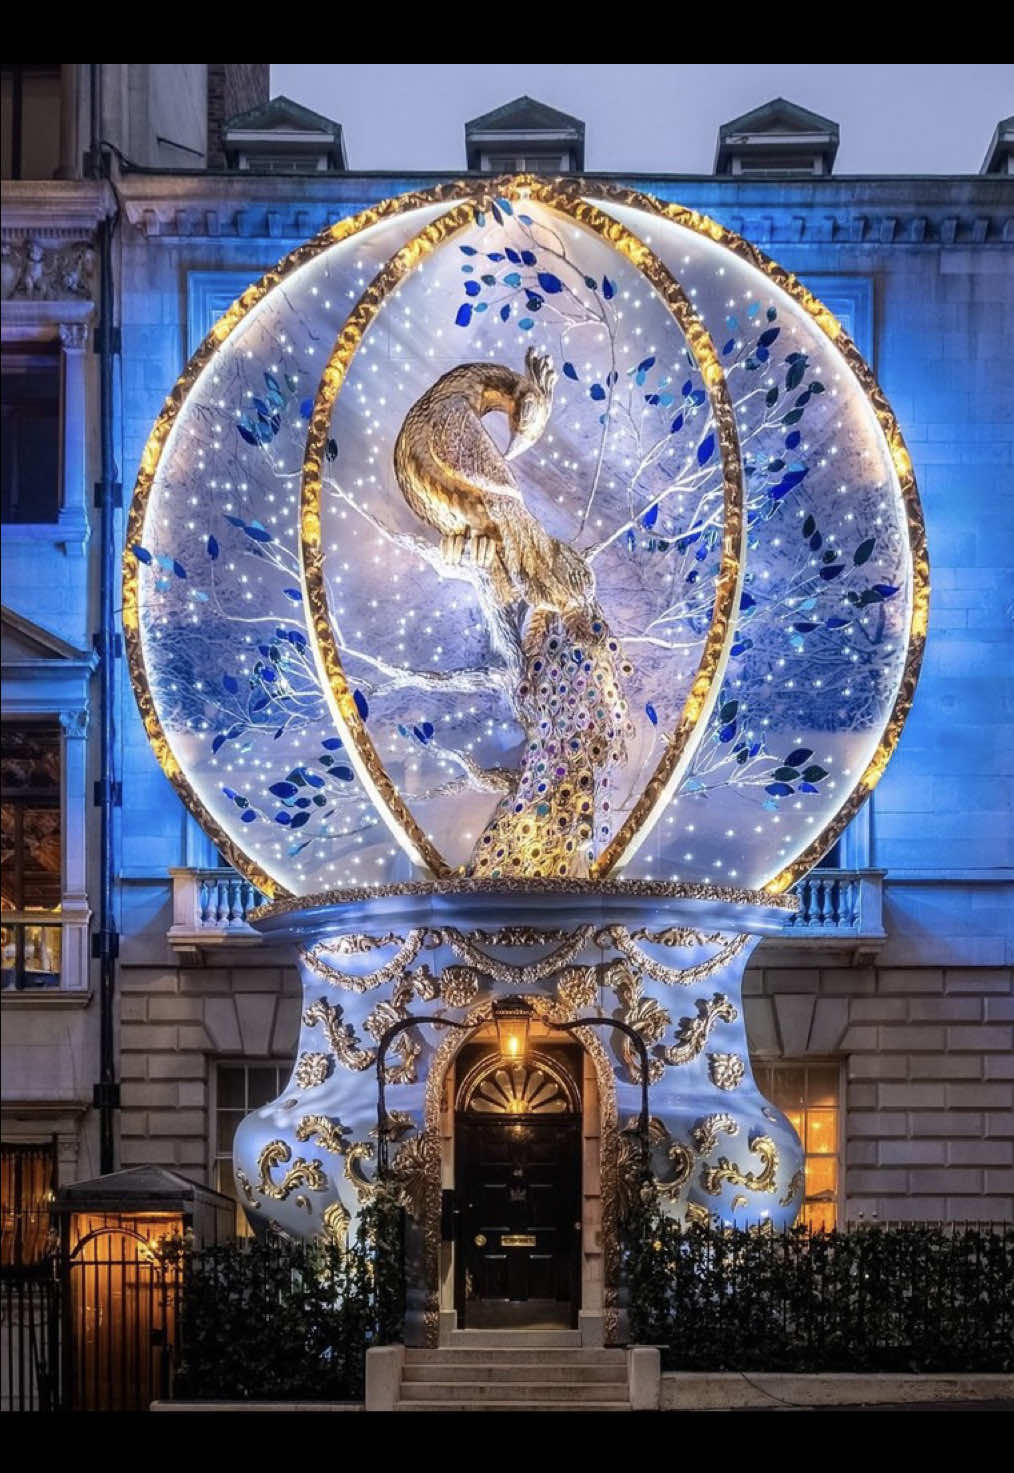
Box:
506 347 558 461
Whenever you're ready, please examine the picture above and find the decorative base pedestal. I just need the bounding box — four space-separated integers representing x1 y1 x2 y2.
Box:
236 881 804 1345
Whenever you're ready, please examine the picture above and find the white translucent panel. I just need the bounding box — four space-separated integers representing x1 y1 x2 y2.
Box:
600 201 912 888
132 204 452 895
318 199 727 870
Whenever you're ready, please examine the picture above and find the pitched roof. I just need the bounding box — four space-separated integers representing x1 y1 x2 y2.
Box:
980 115 1014 174
54 1164 230 1211
465 95 585 137
224 94 342 138
719 96 839 140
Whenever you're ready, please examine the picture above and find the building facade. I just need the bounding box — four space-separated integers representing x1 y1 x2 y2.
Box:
2 69 1012 1277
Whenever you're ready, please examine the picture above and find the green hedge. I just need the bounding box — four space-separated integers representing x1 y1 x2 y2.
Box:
172 1197 405 1402
624 1200 1013 1373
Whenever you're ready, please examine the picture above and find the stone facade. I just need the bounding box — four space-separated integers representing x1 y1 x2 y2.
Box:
1 65 1011 1223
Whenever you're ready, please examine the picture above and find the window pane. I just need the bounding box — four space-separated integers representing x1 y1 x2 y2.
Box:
805 1155 838 1200
783 1108 804 1140
1 349 61 523
217 1109 242 1153
806 1066 839 1107
248 1066 278 1107
803 1202 835 1233
217 1066 246 1109
772 1068 804 1110
805 1109 837 1154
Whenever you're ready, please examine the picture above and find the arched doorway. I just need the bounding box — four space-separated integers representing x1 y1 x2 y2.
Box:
453 1041 583 1329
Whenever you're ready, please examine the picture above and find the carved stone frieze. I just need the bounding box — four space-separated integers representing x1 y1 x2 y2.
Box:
1 238 95 301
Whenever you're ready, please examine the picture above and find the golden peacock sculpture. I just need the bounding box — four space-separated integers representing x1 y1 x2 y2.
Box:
394 347 593 624
393 348 634 878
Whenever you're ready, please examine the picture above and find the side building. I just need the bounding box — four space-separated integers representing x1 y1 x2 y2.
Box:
2 73 1011 1257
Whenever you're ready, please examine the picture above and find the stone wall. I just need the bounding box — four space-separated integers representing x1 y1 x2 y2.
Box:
745 960 1013 1220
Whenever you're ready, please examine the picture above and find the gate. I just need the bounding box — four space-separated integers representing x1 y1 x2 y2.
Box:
64 1227 180 1411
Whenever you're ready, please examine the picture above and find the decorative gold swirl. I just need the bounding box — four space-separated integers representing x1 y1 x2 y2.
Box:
302 996 375 1071
701 1134 779 1197
301 931 425 992
320 1199 351 1246
708 1053 745 1091
257 1140 328 1201
779 1169 804 1207
662 993 738 1066
602 927 749 987
443 924 595 985
294 1052 331 1089
691 1114 740 1156
295 1114 350 1156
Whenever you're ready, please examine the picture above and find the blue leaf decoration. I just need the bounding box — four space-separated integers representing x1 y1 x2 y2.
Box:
519 318 534 331
274 811 292 824
537 272 563 294
589 384 606 401
697 432 716 466
240 809 258 823
223 674 239 694
353 689 369 721
211 734 226 754
207 536 219 560
670 414 684 435
854 537 876 566
637 356 656 374
563 362 579 380
455 303 472 327
500 304 511 322
243 524 273 543
333 765 355 782
503 271 521 287
172 560 187 579
785 748 813 767
289 811 310 829
602 276 616 300
645 703 658 726
495 197 514 215
459 245 477 256
642 503 659 529
765 782 794 797
270 781 298 799
873 584 900 598
520 250 536 266
464 280 480 297
505 248 522 265
321 737 343 750
131 545 152 565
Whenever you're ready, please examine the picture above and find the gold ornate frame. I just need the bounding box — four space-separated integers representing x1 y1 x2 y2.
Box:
422 992 621 1347
125 175 926 898
300 176 745 878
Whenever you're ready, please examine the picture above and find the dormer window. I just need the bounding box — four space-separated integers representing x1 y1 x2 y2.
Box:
465 95 585 174
222 94 347 174
715 98 839 178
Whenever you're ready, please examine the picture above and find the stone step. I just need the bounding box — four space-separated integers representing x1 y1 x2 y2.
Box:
403 1362 627 1385
405 1347 624 1367
397 1399 632 1412
442 1329 582 1348
399 1379 626 1403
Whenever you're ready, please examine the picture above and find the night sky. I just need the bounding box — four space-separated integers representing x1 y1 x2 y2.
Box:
272 63 1013 175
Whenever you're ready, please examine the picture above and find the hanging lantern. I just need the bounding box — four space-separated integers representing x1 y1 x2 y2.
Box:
492 996 533 1062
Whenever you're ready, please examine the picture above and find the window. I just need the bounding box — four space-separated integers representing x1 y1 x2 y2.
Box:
1 1143 56 1267
1 346 62 524
1 723 62 989
0 65 62 181
484 152 566 174
752 1061 841 1230
213 1061 288 1233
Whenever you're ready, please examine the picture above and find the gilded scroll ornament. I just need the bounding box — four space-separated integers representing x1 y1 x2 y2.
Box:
603 927 749 988
344 1140 379 1203
610 965 669 1082
235 1167 260 1209
441 966 481 1009
294 1051 331 1089
556 965 598 1012
384 1033 422 1086
662 993 738 1066
389 1133 441 1220
321 1199 351 1246
708 1052 745 1091
691 1114 740 1156
700 1133 779 1197
686 1201 711 1227
257 1140 329 1201
444 924 595 985
295 1114 351 1156
779 1169 804 1207
302 931 424 992
303 996 375 1071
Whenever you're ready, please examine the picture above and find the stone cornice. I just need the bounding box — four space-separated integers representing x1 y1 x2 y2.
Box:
1 179 115 238
110 170 1014 246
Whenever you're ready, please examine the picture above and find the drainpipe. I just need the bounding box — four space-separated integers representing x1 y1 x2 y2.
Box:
89 64 121 1174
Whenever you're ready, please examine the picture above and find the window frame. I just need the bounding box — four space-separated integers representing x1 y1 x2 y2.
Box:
751 1056 845 1228
209 1057 291 1233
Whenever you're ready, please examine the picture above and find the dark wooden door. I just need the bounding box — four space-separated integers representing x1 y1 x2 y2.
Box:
456 1116 580 1327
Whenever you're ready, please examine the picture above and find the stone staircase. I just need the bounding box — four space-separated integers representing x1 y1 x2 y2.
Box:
396 1331 631 1412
